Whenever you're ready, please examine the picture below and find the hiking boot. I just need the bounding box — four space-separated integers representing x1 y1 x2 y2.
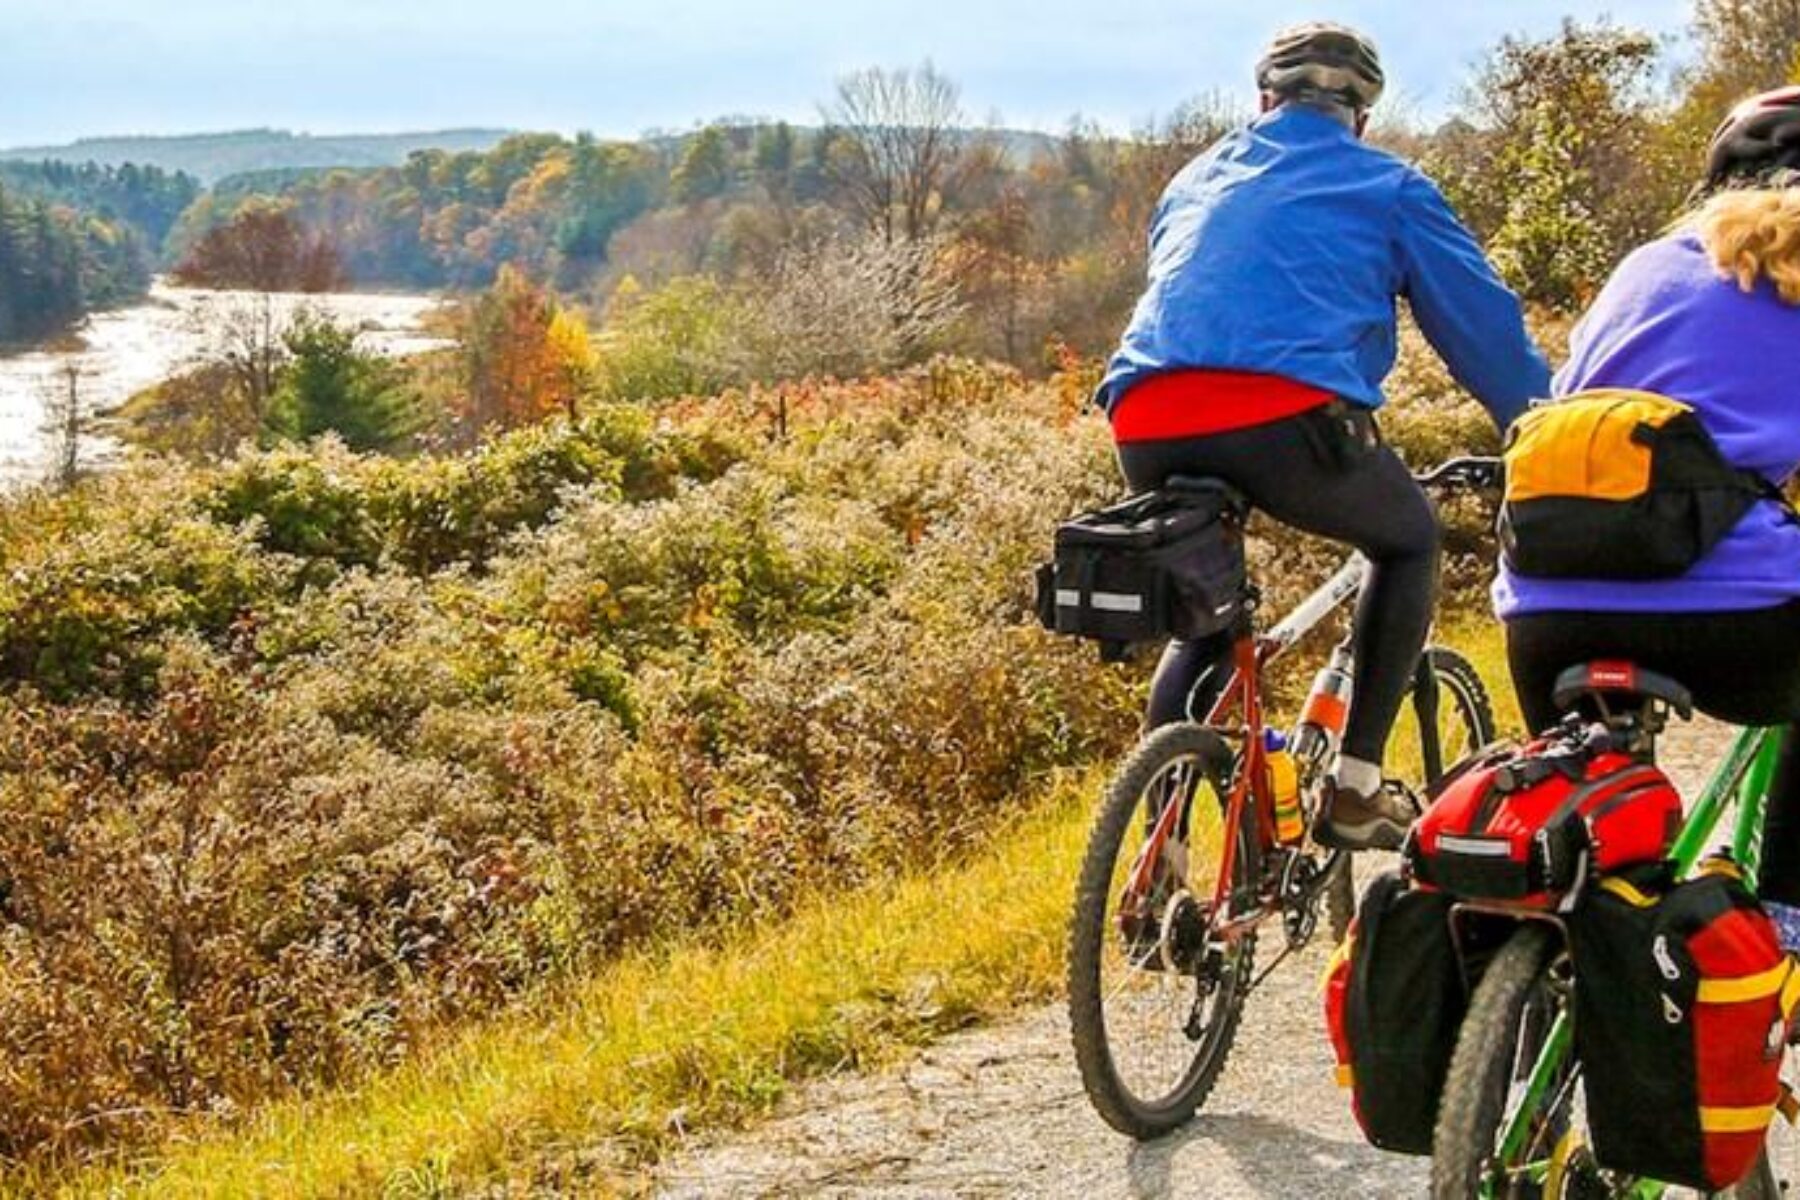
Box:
1313 777 1415 852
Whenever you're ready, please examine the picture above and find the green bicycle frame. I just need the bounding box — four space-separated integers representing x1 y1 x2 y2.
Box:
1485 724 1784 1199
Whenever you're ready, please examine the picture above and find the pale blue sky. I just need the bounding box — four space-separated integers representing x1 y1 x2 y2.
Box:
0 0 1696 148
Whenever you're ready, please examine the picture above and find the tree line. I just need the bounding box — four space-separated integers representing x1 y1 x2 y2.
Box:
154 0 1794 379
0 160 198 247
0 183 148 343
0 161 199 342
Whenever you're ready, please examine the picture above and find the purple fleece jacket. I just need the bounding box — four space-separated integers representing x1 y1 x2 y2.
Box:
1494 231 1800 617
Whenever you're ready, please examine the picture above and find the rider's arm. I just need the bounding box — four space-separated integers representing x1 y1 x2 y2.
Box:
1394 171 1552 431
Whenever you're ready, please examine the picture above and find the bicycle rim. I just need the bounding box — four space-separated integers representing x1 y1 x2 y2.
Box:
1068 724 1254 1135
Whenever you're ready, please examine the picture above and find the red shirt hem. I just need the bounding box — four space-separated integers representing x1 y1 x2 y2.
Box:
1110 370 1334 443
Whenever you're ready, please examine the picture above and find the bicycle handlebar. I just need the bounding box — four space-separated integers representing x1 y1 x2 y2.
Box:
1413 456 1503 491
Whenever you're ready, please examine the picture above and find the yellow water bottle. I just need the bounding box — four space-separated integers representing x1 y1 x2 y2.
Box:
1265 730 1304 845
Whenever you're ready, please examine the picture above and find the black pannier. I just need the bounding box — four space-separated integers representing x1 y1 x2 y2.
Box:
1034 479 1248 657
1324 871 1479 1155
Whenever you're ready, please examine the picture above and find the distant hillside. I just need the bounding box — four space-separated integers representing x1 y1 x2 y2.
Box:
0 128 514 184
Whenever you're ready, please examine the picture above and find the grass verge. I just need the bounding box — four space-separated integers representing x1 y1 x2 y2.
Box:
46 770 1102 1200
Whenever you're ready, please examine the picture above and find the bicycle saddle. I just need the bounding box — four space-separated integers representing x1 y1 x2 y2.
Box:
1163 474 1249 514
1552 661 1695 720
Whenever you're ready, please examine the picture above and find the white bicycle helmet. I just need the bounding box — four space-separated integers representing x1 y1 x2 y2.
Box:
1256 22 1385 110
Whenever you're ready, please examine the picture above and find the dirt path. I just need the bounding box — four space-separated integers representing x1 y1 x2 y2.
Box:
652 719 1730 1199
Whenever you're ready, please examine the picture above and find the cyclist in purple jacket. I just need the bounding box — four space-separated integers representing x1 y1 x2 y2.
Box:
1497 87 1800 946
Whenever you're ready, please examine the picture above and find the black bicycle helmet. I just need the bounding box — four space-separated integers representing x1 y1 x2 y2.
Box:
1256 22 1385 110
1703 86 1800 191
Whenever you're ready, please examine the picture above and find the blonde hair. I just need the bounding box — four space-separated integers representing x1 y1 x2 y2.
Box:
1689 187 1800 305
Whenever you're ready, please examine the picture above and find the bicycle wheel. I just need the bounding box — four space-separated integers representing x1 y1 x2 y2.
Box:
1429 919 1786 1200
1738 1097 1791 1200
1324 646 1498 942
1068 722 1257 1139
1431 923 1565 1199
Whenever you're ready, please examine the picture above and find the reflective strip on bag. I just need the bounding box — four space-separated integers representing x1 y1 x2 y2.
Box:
1696 960 1790 1005
1054 589 1145 613
1699 1103 1778 1134
1437 834 1514 858
1334 1064 1354 1089
1091 591 1146 613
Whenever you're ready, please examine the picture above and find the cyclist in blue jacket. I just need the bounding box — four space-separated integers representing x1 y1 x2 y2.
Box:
1100 22 1551 850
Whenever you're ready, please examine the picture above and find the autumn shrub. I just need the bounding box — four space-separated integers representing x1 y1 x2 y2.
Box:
0 368 1135 1173
0 475 290 700
593 275 751 403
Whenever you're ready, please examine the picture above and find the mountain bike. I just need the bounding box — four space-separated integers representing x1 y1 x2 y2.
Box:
1430 668 1792 1198
1067 456 1501 1139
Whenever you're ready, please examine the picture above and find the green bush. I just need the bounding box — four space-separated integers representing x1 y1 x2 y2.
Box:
203 405 748 577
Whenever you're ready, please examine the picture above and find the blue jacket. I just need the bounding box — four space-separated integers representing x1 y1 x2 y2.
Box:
1097 105 1550 428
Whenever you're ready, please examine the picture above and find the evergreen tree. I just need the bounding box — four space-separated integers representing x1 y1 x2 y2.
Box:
269 313 421 451
670 126 733 204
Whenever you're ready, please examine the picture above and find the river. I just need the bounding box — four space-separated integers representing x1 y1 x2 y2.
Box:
0 280 448 489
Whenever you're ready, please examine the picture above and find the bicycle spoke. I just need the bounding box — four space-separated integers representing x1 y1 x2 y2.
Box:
1083 739 1246 1110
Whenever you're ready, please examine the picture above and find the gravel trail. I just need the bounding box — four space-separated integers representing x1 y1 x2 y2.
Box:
652 718 1730 1199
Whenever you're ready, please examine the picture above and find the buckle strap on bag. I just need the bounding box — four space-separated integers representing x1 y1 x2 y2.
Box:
1695 959 1791 1004
1700 1103 1780 1134
1598 876 1659 908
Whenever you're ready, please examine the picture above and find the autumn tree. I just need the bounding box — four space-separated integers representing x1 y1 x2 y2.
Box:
821 62 970 243
752 121 796 201
38 359 91 491
1692 0 1800 103
459 265 597 437
739 233 962 380
172 205 345 292
948 184 1038 362
201 293 290 423
121 293 299 460
1426 20 1676 308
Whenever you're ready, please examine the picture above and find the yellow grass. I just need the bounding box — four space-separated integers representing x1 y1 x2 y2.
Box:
48 770 1102 1200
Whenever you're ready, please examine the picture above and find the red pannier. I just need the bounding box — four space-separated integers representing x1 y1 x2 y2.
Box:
1405 731 1682 908
1569 862 1800 1190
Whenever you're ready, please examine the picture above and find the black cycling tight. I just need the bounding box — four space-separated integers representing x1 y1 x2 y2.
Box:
1506 602 1800 906
1115 404 1441 764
